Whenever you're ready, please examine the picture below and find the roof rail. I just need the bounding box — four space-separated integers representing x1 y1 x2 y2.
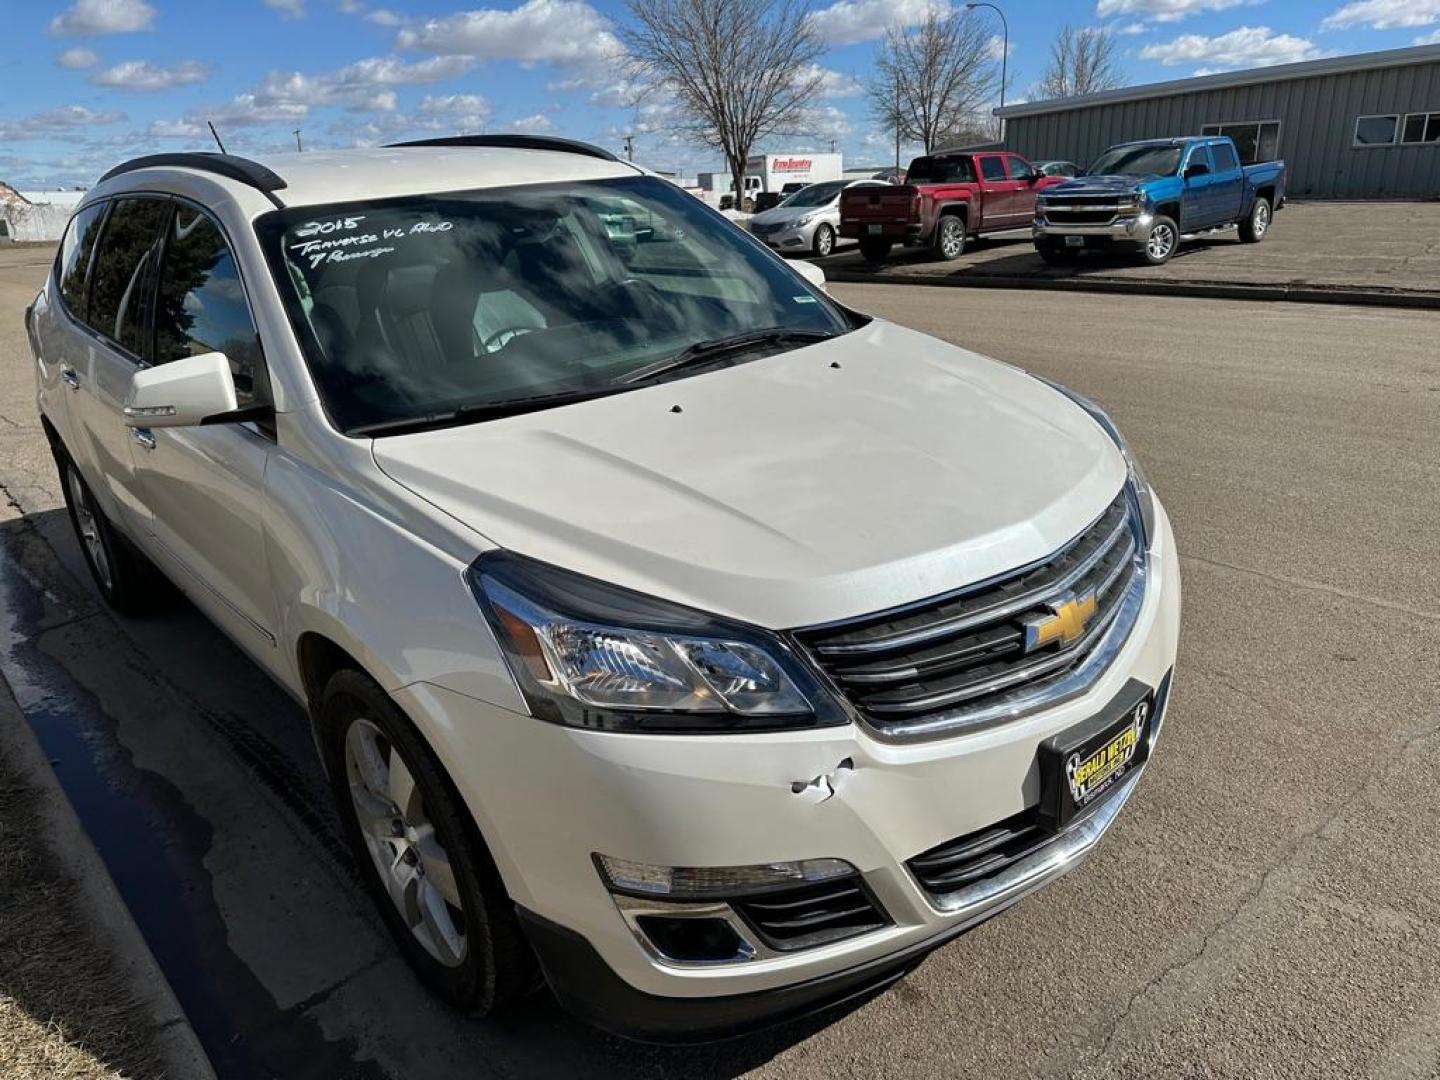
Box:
385 134 621 163
96 153 288 208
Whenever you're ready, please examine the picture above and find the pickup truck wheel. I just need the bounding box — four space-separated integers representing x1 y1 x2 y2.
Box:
933 216 967 261
56 451 152 615
858 238 892 263
812 223 835 258
1142 216 1178 265
1239 198 1271 243
321 670 537 1013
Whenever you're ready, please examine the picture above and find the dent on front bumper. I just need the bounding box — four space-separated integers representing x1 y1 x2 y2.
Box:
391 496 1182 1039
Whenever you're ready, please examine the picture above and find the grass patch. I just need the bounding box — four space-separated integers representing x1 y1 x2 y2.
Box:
0 754 167 1079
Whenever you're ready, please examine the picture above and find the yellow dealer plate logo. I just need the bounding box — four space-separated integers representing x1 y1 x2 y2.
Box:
1067 701 1149 805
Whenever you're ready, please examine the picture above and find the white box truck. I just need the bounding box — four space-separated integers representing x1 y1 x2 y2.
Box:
699 153 844 211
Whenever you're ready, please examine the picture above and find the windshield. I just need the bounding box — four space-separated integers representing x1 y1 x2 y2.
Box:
258 176 850 434
1085 145 1182 178
779 181 846 208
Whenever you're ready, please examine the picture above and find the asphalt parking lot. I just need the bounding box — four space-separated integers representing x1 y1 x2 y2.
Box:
817 200 1440 305
2 243 1438 1078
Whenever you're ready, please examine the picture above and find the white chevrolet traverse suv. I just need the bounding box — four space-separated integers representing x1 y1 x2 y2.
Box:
27 136 1180 1041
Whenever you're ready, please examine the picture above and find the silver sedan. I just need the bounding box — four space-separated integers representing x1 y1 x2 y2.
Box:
748 179 889 257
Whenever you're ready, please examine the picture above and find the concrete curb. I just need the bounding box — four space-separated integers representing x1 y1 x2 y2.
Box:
824 267 1440 310
0 681 216 1080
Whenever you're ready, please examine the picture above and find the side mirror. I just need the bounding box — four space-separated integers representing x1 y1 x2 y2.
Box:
124 351 238 428
1028 173 1040 184
1184 163 1210 180
792 259 828 292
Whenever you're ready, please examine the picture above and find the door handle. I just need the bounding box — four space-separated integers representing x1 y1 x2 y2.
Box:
131 428 157 451
60 367 80 391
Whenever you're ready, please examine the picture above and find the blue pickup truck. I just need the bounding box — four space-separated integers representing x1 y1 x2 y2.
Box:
1032 136 1286 265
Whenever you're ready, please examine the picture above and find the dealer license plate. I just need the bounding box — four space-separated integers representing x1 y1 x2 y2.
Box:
1036 686 1152 831
1064 235 1085 247
867 223 884 235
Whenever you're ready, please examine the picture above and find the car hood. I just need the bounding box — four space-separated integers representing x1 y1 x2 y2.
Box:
750 203 831 226
372 320 1126 629
1047 175 1152 196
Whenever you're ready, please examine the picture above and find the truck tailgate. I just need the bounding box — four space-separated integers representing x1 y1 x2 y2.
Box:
840 186 916 234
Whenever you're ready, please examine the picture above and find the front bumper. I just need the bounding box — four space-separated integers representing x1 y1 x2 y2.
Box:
392 496 1182 1040
749 222 815 250
1033 212 1151 244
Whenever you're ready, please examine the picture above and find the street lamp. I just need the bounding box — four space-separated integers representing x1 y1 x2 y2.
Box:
965 1 1008 139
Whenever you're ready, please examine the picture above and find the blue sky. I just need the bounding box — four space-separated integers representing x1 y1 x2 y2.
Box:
2 0 1437 187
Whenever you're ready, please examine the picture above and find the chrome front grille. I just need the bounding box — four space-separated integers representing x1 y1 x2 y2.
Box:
793 490 1145 738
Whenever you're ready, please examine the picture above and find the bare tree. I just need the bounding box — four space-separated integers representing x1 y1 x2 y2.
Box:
623 0 825 209
1034 25 1125 101
866 9 999 155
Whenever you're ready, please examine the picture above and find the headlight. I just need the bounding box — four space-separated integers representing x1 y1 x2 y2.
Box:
1033 376 1157 548
793 214 813 228
469 552 845 733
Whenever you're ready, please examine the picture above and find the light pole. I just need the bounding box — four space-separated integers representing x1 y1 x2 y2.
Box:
965 1 1008 140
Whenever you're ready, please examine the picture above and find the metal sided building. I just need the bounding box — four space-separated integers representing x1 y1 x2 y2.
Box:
996 44 1440 198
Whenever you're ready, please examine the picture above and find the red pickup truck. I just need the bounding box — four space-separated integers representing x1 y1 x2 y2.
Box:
840 150 1064 262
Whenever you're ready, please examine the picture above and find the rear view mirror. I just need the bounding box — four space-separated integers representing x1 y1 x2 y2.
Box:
791 259 828 292
124 351 237 428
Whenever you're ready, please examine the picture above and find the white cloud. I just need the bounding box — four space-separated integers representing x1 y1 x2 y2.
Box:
263 0 306 17
0 105 126 141
1138 26 1325 69
1417 28 1440 41
396 0 624 76
49 0 155 35
806 0 939 47
1097 0 1252 21
90 59 209 90
367 8 402 25
1322 0 1440 29
253 55 475 114
56 47 99 68
986 34 1013 60
147 119 206 138
509 113 555 133
795 63 864 98
1116 21 1149 35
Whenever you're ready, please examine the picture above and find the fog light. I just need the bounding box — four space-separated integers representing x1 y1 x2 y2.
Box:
595 854 854 898
634 915 746 962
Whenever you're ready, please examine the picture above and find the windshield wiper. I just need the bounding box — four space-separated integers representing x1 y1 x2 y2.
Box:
350 386 626 437
618 328 837 386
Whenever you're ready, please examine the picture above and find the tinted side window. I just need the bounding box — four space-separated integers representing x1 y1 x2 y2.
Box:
58 202 107 319
1186 145 1213 173
155 206 267 407
1211 142 1239 172
88 197 168 356
979 156 1006 181
1007 156 1036 180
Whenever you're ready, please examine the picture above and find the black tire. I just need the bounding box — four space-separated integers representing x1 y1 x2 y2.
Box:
1238 197 1271 244
932 215 967 261
812 223 836 258
55 448 153 615
1140 215 1179 266
1035 239 1079 265
320 670 536 1013
858 237 892 263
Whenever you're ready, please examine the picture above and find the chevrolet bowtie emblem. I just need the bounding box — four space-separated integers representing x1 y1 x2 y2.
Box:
1022 590 1099 654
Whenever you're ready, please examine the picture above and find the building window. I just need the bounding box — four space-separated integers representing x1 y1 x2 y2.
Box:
1401 112 1440 144
1201 121 1280 164
1353 114 1399 147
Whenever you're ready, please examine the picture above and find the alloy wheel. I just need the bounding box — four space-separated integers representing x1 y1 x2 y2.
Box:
940 220 964 258
1147 223 1176 261
66 466 112 592
815 225 834 257
1253 201 1270 237
345 717 468 968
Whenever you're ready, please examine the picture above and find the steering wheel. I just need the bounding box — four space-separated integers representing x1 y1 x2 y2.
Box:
481 326 534 353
